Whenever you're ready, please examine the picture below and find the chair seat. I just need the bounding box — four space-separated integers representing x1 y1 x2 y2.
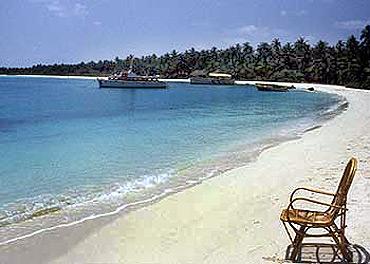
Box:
280 209 333 226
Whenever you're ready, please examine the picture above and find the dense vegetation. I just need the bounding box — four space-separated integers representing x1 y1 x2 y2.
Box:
1 25 370 89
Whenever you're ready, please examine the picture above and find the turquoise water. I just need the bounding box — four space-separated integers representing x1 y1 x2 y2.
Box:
0 76 344 242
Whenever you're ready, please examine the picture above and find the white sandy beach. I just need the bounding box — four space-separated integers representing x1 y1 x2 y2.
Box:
1 82 370 263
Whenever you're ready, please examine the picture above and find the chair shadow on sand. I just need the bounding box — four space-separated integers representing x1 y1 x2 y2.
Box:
285 243 370 263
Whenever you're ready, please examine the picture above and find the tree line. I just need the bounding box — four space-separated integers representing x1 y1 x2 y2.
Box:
1 25 370 89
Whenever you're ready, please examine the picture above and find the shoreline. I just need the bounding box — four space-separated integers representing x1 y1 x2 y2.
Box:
1 82 370 263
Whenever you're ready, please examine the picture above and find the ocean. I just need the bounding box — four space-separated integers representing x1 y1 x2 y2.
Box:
0 76 345 244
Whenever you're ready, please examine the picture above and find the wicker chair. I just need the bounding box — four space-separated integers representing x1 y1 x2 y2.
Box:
280 158 358 262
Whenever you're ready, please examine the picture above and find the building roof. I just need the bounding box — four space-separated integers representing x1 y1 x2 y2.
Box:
208 72 232 78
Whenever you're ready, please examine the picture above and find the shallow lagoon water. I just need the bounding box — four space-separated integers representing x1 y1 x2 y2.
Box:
0 76 344 243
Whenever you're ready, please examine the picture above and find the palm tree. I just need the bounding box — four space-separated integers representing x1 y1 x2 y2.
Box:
293 37 311 78
359 25 370 88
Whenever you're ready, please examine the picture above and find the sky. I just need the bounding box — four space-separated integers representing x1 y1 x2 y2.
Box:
0 0 369 67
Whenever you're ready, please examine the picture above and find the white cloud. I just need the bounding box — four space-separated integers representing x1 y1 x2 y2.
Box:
280 9 307 17
224 24 292 46
237 25 290 41
30 0 88 18
238 25 259 34
335 20 370 30
30 0 66 17
93 21 102 26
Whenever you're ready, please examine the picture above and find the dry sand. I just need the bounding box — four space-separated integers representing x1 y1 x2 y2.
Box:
1 82 370 263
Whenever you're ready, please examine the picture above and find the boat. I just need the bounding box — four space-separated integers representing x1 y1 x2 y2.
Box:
190 71 235 85
98 76 167 89
255 83 290 92
97 62 167 89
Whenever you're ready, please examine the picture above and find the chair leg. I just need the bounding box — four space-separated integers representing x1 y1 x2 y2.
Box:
328 226 352 262
332 223 353 262
339 233 353 262
334 223 351 247
289 225 306 262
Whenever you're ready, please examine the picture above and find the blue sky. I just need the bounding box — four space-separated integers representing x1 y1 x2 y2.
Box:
0 0 369 67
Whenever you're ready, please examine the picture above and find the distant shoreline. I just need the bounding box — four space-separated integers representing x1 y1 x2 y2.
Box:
0 74 348 89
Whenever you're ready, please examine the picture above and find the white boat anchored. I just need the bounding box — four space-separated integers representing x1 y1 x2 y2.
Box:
97 62 167 89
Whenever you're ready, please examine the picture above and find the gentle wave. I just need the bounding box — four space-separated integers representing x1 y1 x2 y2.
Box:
0 146 270 246
0 171 174 228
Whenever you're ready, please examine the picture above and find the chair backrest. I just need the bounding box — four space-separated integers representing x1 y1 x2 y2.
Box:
329 158 357 215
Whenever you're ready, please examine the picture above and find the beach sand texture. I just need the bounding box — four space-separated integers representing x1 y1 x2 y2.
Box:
1 82 370 263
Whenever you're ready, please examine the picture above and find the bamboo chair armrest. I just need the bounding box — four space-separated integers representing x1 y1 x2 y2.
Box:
290 187 335 203
288 197 348 211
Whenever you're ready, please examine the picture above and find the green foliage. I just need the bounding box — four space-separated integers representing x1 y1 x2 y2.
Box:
1 25 370 89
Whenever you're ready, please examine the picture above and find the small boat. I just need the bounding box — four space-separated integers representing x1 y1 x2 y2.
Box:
255 83 289 92
190 71 235 85
97 61 167 89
